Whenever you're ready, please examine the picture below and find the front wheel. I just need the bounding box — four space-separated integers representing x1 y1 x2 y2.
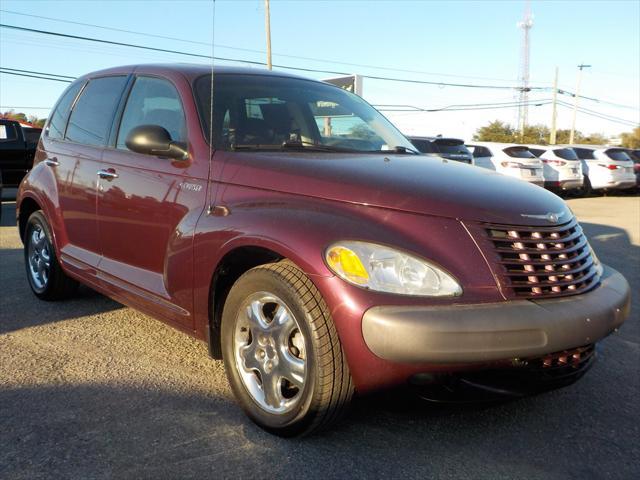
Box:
221 261 353 436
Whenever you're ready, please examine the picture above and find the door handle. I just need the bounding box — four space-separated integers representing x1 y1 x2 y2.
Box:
45 158 60 167
97 169 119 180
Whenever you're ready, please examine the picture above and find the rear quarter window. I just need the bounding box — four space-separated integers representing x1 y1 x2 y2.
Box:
66 76 128 147
47 81 85 140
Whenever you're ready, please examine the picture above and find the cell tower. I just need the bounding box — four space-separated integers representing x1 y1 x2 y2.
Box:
517 1 533 137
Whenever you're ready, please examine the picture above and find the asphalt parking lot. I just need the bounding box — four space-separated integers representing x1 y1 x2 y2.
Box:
1 193 638 480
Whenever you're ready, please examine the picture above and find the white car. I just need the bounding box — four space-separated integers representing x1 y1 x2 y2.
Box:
466 142 544 186
525 145 583 192
567 146 636 192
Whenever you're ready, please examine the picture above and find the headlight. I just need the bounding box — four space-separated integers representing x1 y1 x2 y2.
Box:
325 241 462 297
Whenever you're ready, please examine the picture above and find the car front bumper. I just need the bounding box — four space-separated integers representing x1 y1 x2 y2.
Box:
362 266 630 364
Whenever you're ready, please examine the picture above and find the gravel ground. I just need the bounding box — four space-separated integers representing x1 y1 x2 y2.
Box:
0 195 638 479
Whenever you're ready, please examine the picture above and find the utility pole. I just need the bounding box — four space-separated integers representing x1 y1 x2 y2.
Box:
517 1 533 140
569 64 591 144
265 0 272 70
550 67 559 145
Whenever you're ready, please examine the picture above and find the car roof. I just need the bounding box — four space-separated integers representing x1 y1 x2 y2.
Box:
75 63 321 83
466 141 533 149
408 136 465 143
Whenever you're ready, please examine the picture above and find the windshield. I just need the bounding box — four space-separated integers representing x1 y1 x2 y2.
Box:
553 148 579 161
194 74 415 153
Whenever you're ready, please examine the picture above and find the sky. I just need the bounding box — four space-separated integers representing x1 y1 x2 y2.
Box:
0 0 638 142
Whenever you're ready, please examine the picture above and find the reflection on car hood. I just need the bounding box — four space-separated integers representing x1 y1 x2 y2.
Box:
216 151 569 226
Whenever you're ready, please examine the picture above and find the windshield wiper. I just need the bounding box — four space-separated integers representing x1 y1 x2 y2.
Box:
281 140 365 153
384 145 420 155
230 141 364 153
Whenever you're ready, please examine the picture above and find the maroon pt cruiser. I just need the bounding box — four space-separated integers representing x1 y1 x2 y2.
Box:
16 64 630 436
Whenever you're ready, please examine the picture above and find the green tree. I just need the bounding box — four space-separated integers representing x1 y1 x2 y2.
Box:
472 120 515 143
620 127 640 149
520 124 550 145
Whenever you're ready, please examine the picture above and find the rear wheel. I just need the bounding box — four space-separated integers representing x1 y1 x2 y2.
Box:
221 261 353 436
24 211 78 300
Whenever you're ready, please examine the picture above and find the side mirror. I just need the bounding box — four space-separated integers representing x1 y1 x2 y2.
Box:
125 125 188 161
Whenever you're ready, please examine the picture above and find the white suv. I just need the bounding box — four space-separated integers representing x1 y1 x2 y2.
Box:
569 146 636 193
526 145 583 193
467 142 544 186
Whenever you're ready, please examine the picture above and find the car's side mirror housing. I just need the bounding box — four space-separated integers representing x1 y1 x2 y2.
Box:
125 125 189 161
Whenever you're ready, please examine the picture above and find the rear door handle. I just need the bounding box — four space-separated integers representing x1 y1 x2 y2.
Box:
97 168 119 180
45 158 60 167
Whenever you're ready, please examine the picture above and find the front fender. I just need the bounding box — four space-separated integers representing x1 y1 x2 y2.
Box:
191 184 501 351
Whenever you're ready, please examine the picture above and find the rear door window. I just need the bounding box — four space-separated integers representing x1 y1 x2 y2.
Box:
553 148 579 161
66 76 128 147
116 76 186 149
47 81 85 140
504 147 536 158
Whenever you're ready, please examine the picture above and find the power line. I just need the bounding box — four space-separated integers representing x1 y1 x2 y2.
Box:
2 65 636 127
0 69 72 83
0 23 540 91
0 106 51 110
0 8 534 84
0 66 76 79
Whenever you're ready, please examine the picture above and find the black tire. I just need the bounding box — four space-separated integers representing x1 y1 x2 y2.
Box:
24 210 78 301
221 261 353 436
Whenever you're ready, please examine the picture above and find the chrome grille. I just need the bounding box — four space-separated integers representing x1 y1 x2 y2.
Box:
486 217 600 299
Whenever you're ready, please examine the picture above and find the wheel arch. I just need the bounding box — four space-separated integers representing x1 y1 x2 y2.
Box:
18 195 42 243
207 245 286 359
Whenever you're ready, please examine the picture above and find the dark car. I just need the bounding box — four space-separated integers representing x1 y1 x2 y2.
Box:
16 64 630 436
407 136 473 164
626 149 640 190
0 119 42 187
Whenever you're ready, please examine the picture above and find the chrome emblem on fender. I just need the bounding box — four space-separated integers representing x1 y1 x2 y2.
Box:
520 211 565 223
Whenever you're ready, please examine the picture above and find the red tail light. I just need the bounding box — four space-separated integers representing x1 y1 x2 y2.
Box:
598 164 620 170
542 159 567 166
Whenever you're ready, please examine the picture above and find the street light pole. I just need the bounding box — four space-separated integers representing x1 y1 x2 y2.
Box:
265 0 272 70
569 64 591 144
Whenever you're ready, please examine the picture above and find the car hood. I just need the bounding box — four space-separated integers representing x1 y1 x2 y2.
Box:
216 151 570 226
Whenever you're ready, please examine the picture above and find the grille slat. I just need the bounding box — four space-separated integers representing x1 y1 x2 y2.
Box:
498 248 591 267
486 218 601 299
490 227 583 245
493 236 587 256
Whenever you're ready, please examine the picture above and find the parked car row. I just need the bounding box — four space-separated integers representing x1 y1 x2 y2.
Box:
408 136 638 195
